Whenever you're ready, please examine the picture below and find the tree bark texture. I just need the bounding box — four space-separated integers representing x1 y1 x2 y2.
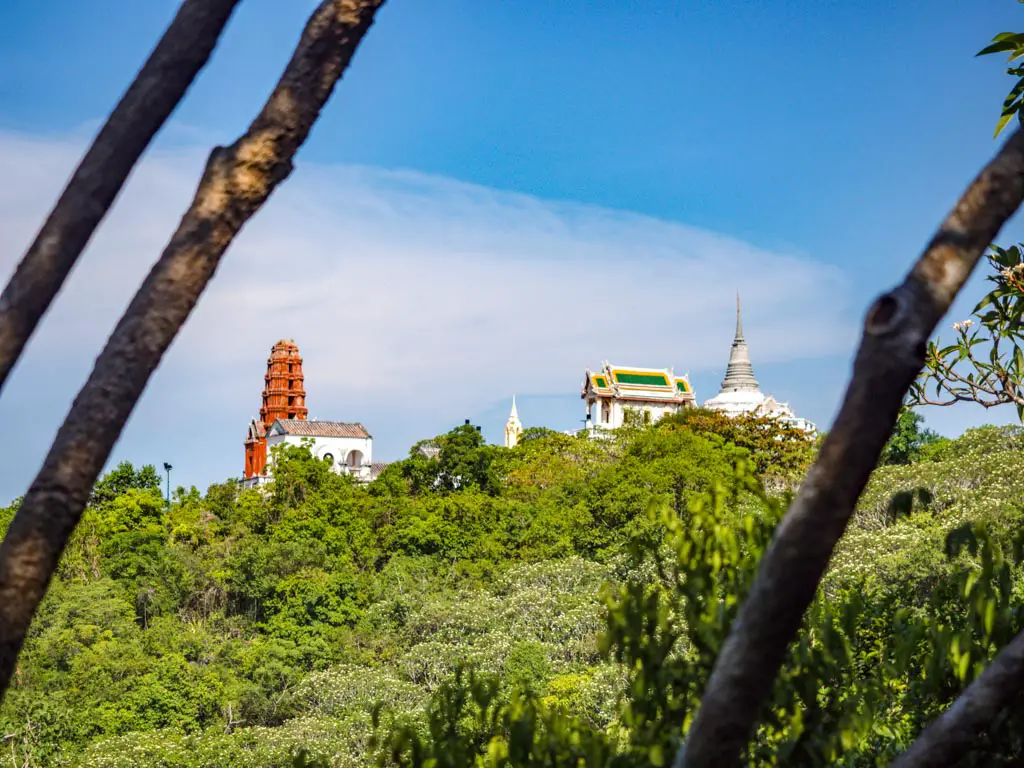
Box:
0 0 386 701
0 0 244 397
676 127 1024 768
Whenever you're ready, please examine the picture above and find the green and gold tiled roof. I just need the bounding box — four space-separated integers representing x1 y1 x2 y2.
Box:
585 363 695 401
611 369 671 388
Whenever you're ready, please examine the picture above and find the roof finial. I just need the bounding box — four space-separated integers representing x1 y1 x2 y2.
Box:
735 289 744 342
510 394 519 419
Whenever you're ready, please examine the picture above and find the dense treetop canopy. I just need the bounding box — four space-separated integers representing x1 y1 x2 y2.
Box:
1 415 1022 766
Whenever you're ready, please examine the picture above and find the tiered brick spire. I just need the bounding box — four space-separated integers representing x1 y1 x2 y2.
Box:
260 339 308 425
244 339 308 478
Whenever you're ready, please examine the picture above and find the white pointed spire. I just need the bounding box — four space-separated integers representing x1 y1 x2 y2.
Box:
505 394 523 448
735 290 744 341
718 290 760 392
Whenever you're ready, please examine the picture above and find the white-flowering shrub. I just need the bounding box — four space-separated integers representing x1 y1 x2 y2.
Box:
830 426 1024 587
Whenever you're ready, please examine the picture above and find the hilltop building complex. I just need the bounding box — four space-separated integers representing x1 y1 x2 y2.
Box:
240 294 811 480
581 364 696 430
575 293 815 435
241 340 386 488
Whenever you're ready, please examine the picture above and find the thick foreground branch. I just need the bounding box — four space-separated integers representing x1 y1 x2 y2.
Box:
890 629 1024 766
0 0 385 700
677 128 1024 768
0 0 243 396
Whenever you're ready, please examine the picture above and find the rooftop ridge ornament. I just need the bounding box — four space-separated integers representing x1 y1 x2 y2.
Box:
718 290 759 392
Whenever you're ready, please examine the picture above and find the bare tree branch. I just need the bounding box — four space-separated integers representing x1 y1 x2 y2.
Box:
676 127 1024 768
0 0 386 701
890 629 1024 767
0 0 244 397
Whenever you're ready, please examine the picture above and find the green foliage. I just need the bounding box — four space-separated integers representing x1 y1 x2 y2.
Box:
978 18 1024 138
910 244 1024 421
374 455 1024 766
661 407 816 480
6 420 1024 765
394 424 502 496
879 408 943 466
0 420 740 766
90 461 162 507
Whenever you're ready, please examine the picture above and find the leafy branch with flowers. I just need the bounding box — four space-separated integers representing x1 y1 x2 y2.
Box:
909 244 1024 420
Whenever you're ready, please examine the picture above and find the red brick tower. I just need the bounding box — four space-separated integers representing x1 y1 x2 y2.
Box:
244 339 308 478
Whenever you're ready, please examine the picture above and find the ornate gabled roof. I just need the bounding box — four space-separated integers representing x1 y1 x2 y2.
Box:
244 417 266 443
269 419 370 439
587 371 613 395
583 362 695 402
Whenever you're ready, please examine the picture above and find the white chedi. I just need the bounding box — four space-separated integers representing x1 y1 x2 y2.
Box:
703 293 816 433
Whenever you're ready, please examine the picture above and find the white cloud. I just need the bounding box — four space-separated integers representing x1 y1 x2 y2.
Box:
0 130 857 500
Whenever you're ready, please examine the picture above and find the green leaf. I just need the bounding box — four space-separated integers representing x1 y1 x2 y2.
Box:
994 79 1024 138
996 108 1019 138
964 569 980 598
937 344 959 359
978 38 1024 57
991 32 1024 44
958 652 971 682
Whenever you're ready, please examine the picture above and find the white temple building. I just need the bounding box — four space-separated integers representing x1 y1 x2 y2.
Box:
267 419 376 479
703 294 817 433
580 363 696 432
504 396 523 448
242 419 387 489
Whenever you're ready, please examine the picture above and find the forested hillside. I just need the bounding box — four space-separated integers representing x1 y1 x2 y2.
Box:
1 412 1022 766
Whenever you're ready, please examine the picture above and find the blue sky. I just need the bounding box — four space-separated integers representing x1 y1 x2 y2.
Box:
1 0 1023 502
